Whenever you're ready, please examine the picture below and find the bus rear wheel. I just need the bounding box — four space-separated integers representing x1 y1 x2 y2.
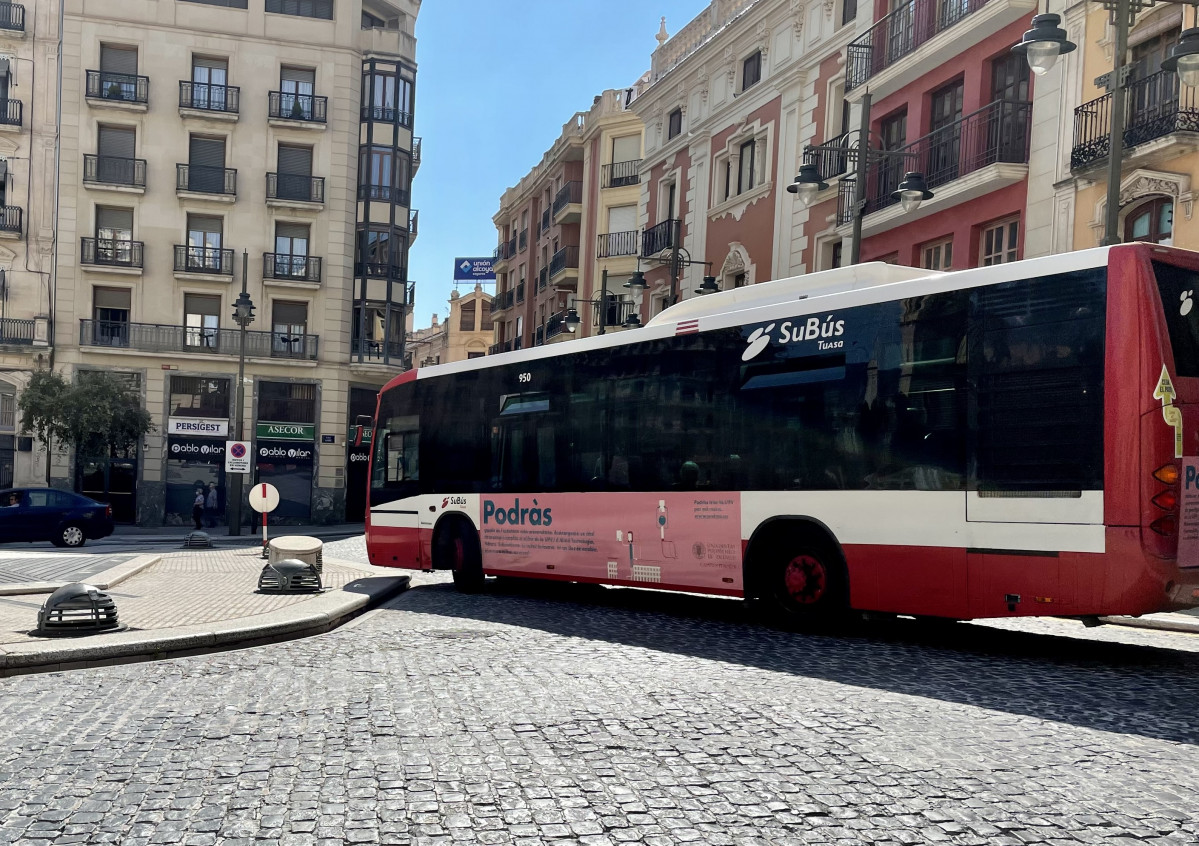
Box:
435 520 484 593
759 541 847 624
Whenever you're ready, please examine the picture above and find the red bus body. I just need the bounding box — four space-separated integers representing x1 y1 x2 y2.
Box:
366 245 1199 620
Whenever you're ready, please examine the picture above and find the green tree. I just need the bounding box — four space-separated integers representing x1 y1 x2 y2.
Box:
19 369 154 462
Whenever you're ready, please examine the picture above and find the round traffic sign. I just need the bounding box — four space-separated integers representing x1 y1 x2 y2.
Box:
247 482 280 513
230 442 247 459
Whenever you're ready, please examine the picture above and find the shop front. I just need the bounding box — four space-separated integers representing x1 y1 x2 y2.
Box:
165 431 226 527
345 426 372 521
255 423 315 524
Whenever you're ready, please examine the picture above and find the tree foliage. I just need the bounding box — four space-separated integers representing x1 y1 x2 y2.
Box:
19 370 154 459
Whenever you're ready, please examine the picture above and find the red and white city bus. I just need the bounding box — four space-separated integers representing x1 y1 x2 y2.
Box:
365 244 1199 622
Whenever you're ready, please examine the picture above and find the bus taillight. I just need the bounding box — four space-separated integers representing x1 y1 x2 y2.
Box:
1153 463 1181 485
1151 463 1180 535
1151 514 1179 535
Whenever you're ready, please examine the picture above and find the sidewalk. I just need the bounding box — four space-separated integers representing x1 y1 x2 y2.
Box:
109 522 366 545
0 543 407 677
1101 611 1199 635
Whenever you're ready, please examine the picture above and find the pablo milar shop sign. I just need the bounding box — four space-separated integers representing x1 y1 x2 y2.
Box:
255 422 315 441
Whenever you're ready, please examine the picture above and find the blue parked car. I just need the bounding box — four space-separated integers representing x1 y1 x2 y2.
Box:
0 488 115 548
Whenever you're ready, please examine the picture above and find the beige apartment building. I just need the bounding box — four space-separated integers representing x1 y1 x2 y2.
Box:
490 87 646 349
44 0 419 526
0 0 56 489
407 283 494 366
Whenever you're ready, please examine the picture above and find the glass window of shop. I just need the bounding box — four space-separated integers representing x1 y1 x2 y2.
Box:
256 381 316 523
165 376 230 527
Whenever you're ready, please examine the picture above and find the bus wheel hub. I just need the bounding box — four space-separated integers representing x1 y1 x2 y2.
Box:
784 555 826 604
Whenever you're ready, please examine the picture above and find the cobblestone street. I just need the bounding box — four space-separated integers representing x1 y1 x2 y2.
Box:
0 543 1197 845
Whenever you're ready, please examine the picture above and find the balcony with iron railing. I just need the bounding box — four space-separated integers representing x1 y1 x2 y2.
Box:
412 137 422 172
591 296 636 330
516 281 526 303
541 208 551 235
549 245 580 287
360 103 413 127
0 206 20 235
268 91 327 124
409 209 419 240
552 180 583 223
1072 69 1199 170
537 266 548 292
86 70 149 106
845 0 1031 96
179 81 239 116
351 339 406 364
0 98 21 128
535 325 545 346
177 163 237 198
84 154 147 190
488 339 516 355
518 228 528 252
264 253 322 284
601 159 641 188
836 99 1032 227
0 3 25 31
81 237 144 270
597 230 639 258
802 131 853 181
266 172 324 205
174 245 234 276
354 261 407 280
493 288 515 311
0 317 34 345
545 311 570 342
641 218 679 256
80 319 319 360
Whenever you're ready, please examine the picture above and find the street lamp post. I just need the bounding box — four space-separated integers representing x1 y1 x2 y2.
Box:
788 91 933 263
227 250 255 536
1014 1 1199 245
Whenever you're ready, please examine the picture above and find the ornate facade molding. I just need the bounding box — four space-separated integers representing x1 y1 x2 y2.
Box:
1087 168 1193 244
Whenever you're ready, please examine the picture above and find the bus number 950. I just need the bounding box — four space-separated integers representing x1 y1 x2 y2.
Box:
517 372 532 384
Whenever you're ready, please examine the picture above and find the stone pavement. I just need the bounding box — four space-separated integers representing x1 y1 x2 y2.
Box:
0 543 408 676
0 573 1197 846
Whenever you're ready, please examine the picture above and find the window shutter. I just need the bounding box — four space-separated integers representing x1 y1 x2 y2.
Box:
273 301 308 325
612 135 640 163
100 46 138 75
189 136 226 169
280 66 315 86
96 207 133 232
98 126 136 159
277 144 312 176
94 287 131 309
276 222 309 240
607 205 637 233
184 294 220 316
187 214 222 236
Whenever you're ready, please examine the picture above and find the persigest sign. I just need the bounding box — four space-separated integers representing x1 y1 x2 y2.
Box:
167 417 229 437
255 422 315 441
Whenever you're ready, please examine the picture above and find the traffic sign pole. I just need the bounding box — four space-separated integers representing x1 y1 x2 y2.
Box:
261 482 269 558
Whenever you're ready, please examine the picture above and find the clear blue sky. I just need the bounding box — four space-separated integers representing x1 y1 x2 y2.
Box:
407 0 705 327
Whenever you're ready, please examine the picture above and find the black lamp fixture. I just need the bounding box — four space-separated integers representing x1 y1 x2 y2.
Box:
624 269 647 292
1011 13 1076 77
786 162 829 208
622 311 642 329
695 275 720 295
232 289 256 326
1162 27 1199 87
890 172 934 213
563 306 581 333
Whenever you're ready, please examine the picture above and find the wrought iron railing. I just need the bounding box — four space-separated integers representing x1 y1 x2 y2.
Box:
550 245 580 278
538 267 548 291
86 70 149 104
351 339 404 362
264 253 322 283
267 172 324 203
409 209 419 237
0 98 21 126
545 311 569 341
845 0 990 90
552 180 583 216
268 91 327 123
354 262 407 280
179 81 239 113
81 319 319 360
361 105 413 126
802 131 853 179
0 3 25 31
597 231 639 258
488 339 515 355
177 163 237 195
493 288 514 311
81 237 144 268
357 183 408 204
0 206 20 234
541 208 551 234
838 99 1031 224
507 236 517 257
601 159 641 188
518 228 528 251
1072 69 1199 170
516 281 525 303
412 137 421 170
0 317 34 345
535 325 545 346
173 245 234 275
641 219 679 256
593 297 636 328
84 154 147 188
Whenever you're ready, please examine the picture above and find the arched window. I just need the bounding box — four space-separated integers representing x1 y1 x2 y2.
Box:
1124 196 1174 244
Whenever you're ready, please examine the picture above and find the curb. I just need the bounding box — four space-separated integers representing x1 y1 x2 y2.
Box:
1100 614 1199 635
0 553 163 596
0 573 410 677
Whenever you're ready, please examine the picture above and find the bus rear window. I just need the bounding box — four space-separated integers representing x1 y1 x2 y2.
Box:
1153 261 1199 377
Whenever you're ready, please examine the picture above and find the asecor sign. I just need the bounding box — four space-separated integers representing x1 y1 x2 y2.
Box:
167 417 229 437
255 422 315 441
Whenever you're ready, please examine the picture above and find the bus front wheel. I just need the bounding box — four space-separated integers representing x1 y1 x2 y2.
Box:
435 520 484 593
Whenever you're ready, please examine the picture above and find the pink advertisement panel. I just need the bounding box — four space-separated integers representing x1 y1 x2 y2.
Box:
478 493 743 592
1177 458 1199 568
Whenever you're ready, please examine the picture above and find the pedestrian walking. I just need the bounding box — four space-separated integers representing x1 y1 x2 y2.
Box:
192 488 205 530
205 482 219 528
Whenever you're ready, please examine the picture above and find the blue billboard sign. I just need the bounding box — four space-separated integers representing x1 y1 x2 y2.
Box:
454 257 496 281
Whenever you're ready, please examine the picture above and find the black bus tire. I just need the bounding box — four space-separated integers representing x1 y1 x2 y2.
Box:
435 519 484 593
758 538 848 624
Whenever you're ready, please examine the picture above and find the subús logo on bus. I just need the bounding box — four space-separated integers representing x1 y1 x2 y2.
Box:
482 499 553 526
742 315 847 361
